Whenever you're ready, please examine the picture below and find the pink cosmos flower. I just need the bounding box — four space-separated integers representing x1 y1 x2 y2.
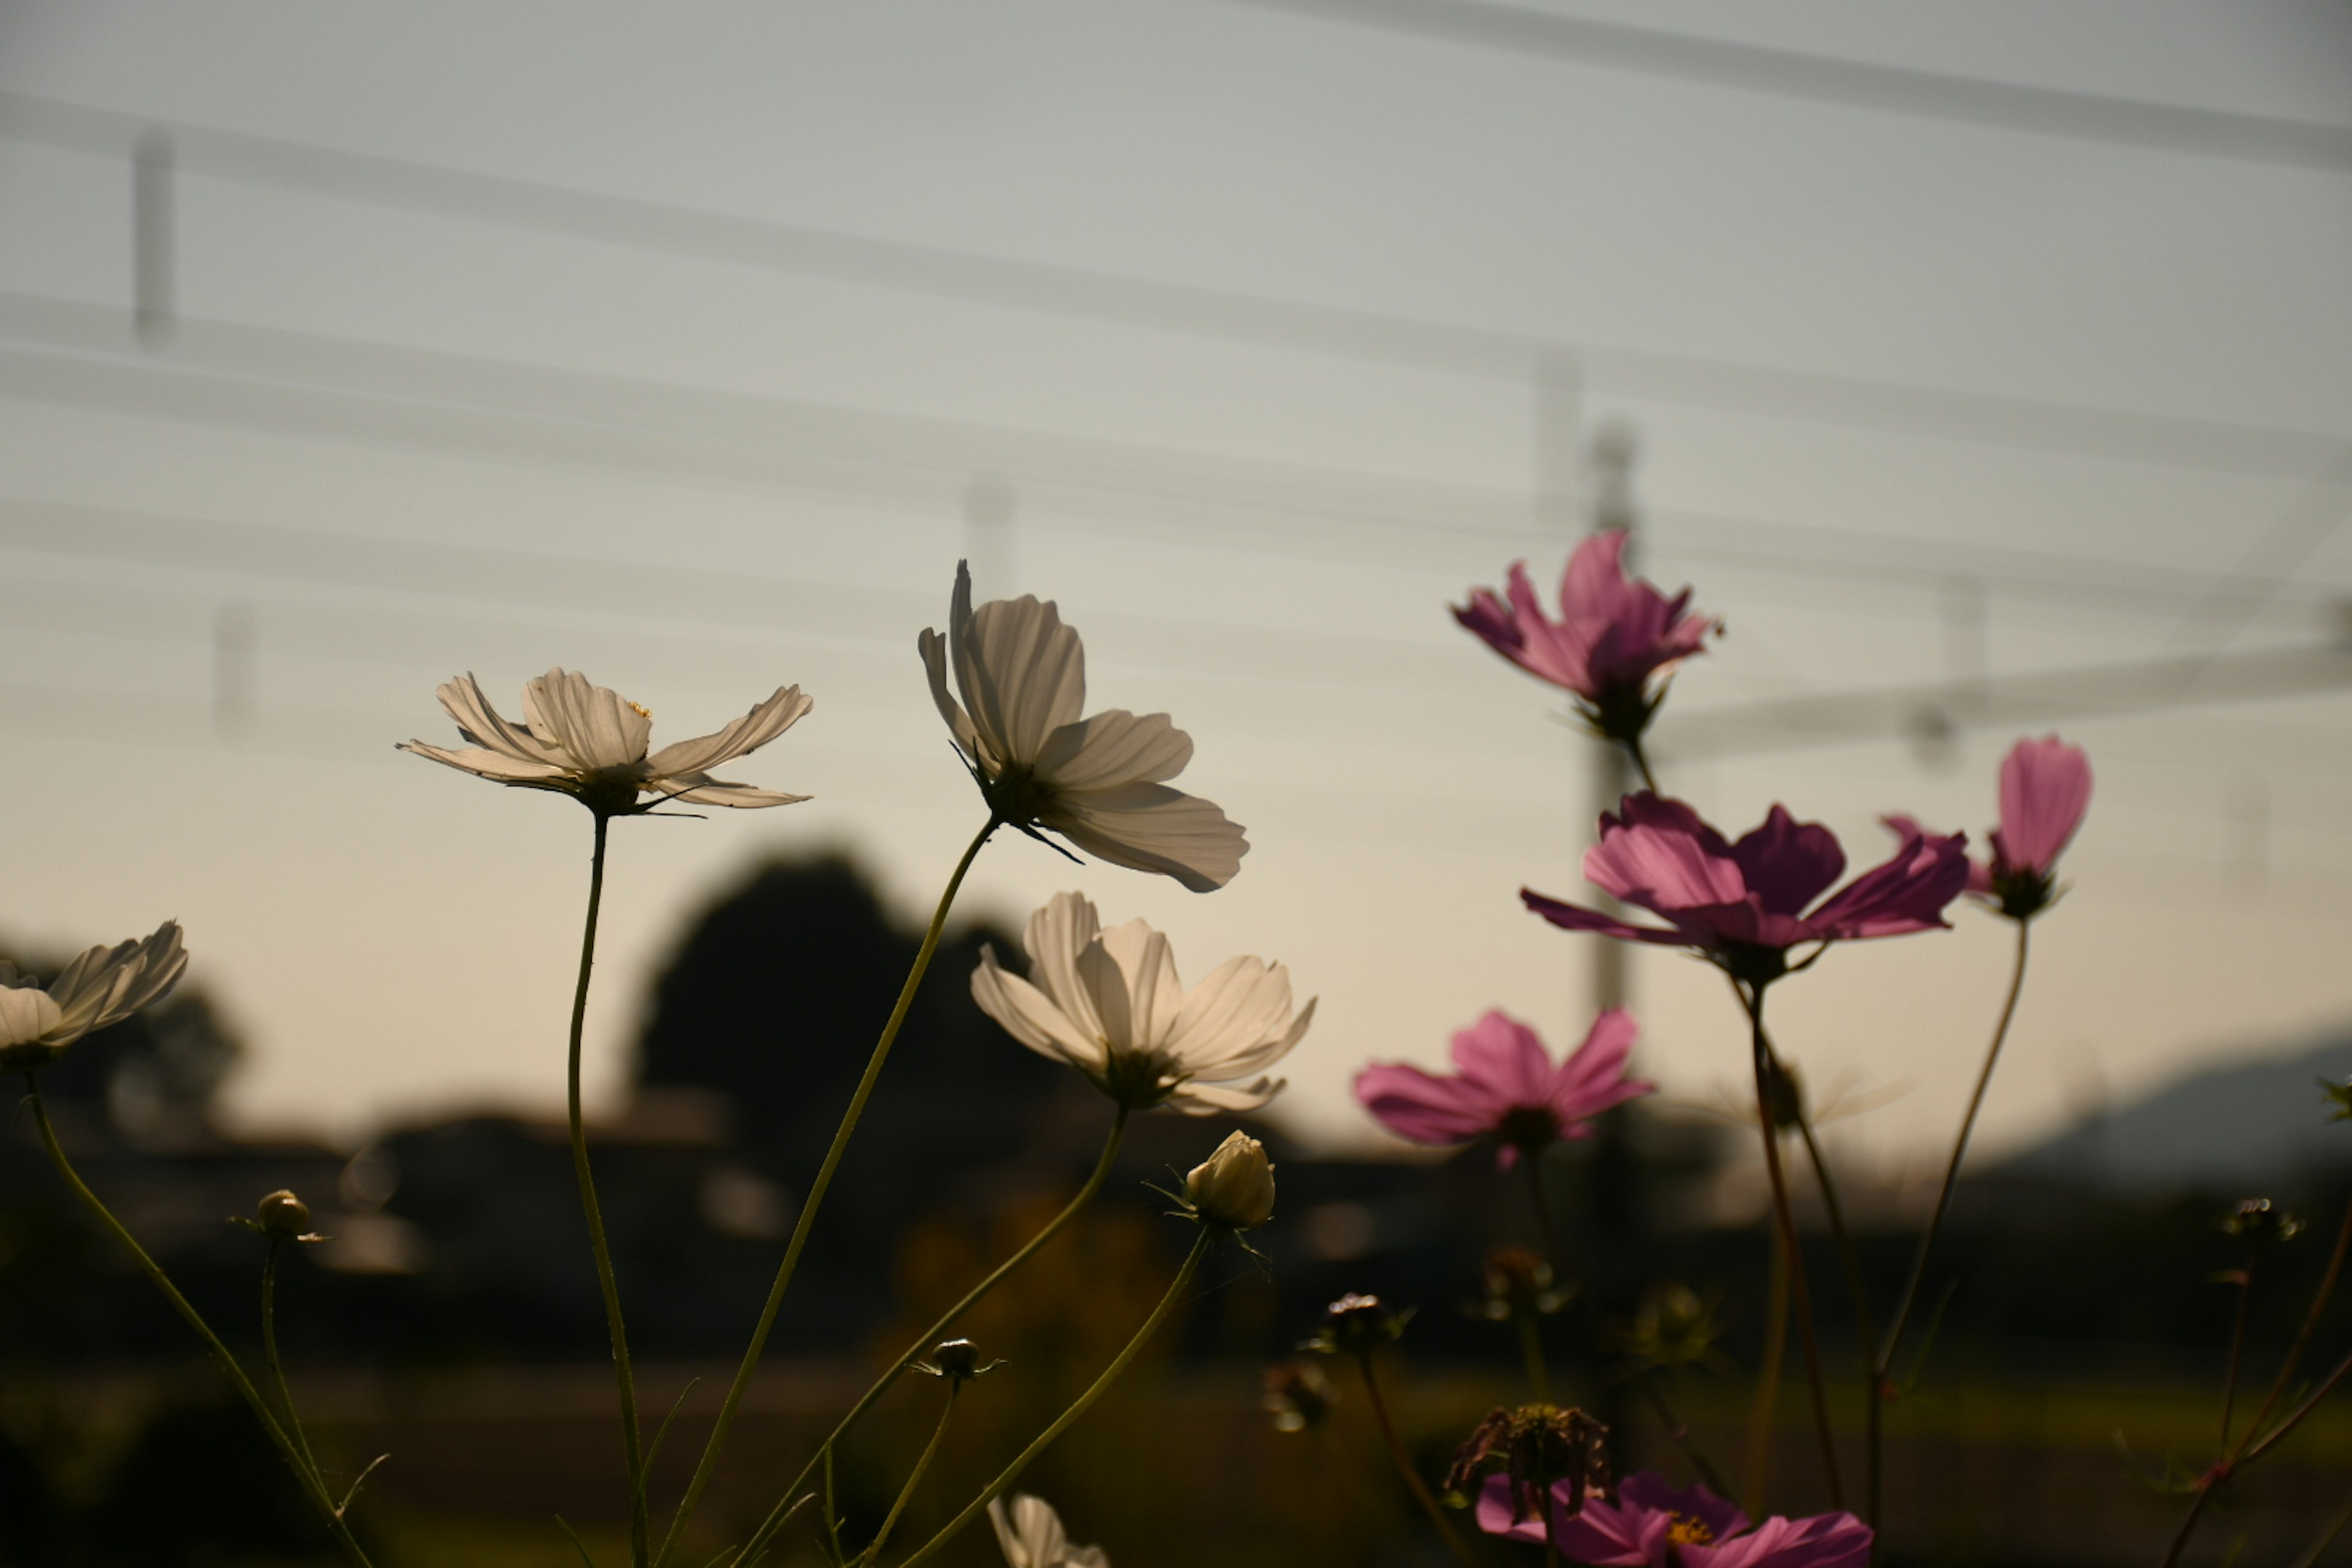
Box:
1354 1009 1654 1169
1453 532 1717 741
1523 794 1969 988
1971 736 2092 919
1477 1471 1870 1568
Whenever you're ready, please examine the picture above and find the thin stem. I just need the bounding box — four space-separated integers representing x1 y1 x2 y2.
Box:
894 1230 1212 1568
2239 1198 2352 1450
1743 1226 1789 1520
566 813 649 1568
1516 1308 1551 1401
1872 919 2030 1537
1523 1143 1731 1496
2242 1344 2352 1465
731 1104 1128 1564
24 1082 374 1567
663 816 998 1567
1741 987 1843 1509
1879 923 2031 1366
262 1239 322 1485
1629 1370 1733 1501
1354 1350 1477 1568
861 1382 958 1566
2218 1253 2256 1452
1787 1094 1880 1544
2289 1494 2352 1568
1621 734 1662 797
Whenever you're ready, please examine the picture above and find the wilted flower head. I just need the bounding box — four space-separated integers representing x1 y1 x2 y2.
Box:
971 892 1313 1115
914 1338 1005 1383
987 1493 1107 1568
1523 794 1969 988
1479 1470 1872 1567
1356 1008 1653 1169
922 562 1246 891
1453 532 1717 742
1262 1359 1337 1432
1471 1245 1572 1322
1444 1404 1610 1528
1303 1293 1414 1359
401 668 812 816
0 922 187 1075
1183 1131 1276 1232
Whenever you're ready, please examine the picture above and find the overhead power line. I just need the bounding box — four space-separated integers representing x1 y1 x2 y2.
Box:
1221 0 2352 173
0 91 2336 479
0 295 2337 633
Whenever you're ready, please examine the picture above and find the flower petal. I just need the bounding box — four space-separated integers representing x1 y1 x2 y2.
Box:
1449 1011 1556 1108
657 778 813 809
1021 892 1108 1044
644 685 813 778
1730 806 1846 917
434 673 563 766
1166 1076 1284 1115
1044 782 1248 892
918 626 983 763
1997 735 2092 875
1033 708 1193 791
399 741 569 785
1093 918 1183 1054
1355 1061 1502 1145
522 668 652 771
971 946 1106 1071
951 568 1085 766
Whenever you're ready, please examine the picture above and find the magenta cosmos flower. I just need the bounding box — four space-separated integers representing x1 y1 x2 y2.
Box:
1354 1009 1654 1169
1454 531 1718 742
1478 1471 1871 1568
1523 794 1969 989
1973 735 2092 919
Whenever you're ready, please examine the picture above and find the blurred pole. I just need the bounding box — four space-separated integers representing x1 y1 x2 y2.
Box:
1586 422 1641 1015
133 127 175 349
963 472 1017 594
213 601 255 736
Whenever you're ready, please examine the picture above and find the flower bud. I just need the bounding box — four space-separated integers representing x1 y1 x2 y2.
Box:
1184 1131 1276 1231
2224 1197 2304 1243
255 1189 311 1238
914 1337 1003 1383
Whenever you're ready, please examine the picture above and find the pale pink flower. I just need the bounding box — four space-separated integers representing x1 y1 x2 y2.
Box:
1453 532 1717 739
1523 794 1968 988
1975 735 2092 918
1355 1009 1653 1169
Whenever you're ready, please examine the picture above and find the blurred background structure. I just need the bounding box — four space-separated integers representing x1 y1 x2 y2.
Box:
1 3 2350 1563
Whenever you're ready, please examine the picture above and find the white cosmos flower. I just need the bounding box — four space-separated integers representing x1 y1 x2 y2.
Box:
401 668 812 816
919 562 1246 892
0 921 187 1075
971 892 1314 1115
987 1493 1108 1568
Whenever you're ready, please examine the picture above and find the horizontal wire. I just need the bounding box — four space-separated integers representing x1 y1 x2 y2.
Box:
0 293 2339 629
1218 0 2352 173
0 91 2339 478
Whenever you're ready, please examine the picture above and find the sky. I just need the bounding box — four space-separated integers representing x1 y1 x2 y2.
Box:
0 0 2346 1185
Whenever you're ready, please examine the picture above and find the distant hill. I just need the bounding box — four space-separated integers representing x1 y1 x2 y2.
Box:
1992 1032 2352 1194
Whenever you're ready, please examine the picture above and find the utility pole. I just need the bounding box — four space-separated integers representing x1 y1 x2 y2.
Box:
132 127 173 348
1586 421 1640 1016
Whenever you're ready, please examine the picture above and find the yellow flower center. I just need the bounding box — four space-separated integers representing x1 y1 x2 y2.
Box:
1667 1515 1715 1547
628 701 653 719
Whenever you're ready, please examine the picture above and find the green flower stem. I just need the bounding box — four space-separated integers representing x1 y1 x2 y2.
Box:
892 1229 1212 1568
1741 1225 1790 1520
24 1082 374 1568
1870 921 2030 1534
262 1238 322 1485
1621 733 1662 797
1352 1347 1477 1568
568 812 651 1568
860 1382 959 1566
1741 987 1843 1509
660 816 999 1568
1518 1146 1732 1498
1515 1308 1551 1401
730 1104 1128 1567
